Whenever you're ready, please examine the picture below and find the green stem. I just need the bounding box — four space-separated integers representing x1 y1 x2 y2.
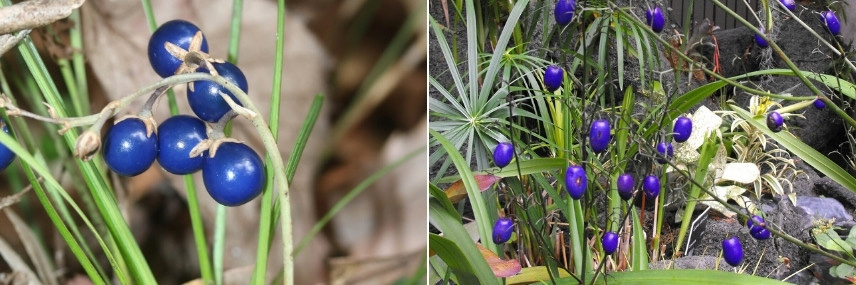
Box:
252 0 287 283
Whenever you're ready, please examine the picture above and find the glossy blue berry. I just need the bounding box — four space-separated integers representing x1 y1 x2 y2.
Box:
147 20 209 78
554 0 575 26
493 142 514 168
823 10 840 36
673 116 692 143
616 173 634 201
544 65 563 92
589 119 611 154
202 142 265 206
655 142 673 164
188 61 249 122
779 0 795 11
602 231 619 255
746 215 766 231
722 236 744 266
646 6 665 33
767 112 784 132
750 227 771 240
643 175 660 199
103 118 158 176
813 99 826 109
157 115 208 174
755 28 768 48
565 165 587 200
492 217 514 244
747 215 771 240
0 120 16 170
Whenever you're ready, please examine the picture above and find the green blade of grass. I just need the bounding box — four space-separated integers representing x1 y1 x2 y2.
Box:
430 129 499 255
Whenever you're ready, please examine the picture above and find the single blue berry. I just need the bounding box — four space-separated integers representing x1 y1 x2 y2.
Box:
779 0 795 11
492 217 514 244
750 227 772 240
747 215 771 240
544 65 563 92
202 142 265 206
554 0 575 26
602 231 619 255
565 165 587 200
656 142 673 164
813 99 826 109
722 236 744 267
147 20 209 78
673 116 693 143
157 115 208 174
616 173 634 201
823 10 840 36
755 27 768 48
0 120 16 170
643 175 660 199
589 119 611 154
103 118 158 176
188 61 249 122
493 142 514 168
767 112 784 132
646 6 665 33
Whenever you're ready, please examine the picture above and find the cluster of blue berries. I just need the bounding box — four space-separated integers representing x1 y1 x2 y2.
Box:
102 20 264 207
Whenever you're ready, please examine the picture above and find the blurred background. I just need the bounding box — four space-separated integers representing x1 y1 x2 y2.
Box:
0 0 426 283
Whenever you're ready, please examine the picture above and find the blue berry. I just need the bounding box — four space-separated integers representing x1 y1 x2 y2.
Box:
646 6 665 33
103 118 158 176
565 165 587 200
602 231 619 255
157 115 208 174
755 27 768 48
0 120 16 170
823 10 840 36
747 215 771 240
544 65 563 92
147 20 209 78
643 175 660 199
813 99 826 109
766 112 784 132
492 217 514 244
722 236 744 267
589 119 611 154
616 173 634 201
202 142 265 206
188 61 249 122
655 142 673 164
554 0 575 26
779 0 795 11
673 116 693 143
493 142 514 168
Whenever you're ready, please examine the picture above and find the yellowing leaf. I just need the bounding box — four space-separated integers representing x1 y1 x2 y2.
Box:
477 243 522 278
445 174 498 203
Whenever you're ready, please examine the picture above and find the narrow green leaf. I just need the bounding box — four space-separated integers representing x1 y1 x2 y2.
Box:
631 206 648 271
